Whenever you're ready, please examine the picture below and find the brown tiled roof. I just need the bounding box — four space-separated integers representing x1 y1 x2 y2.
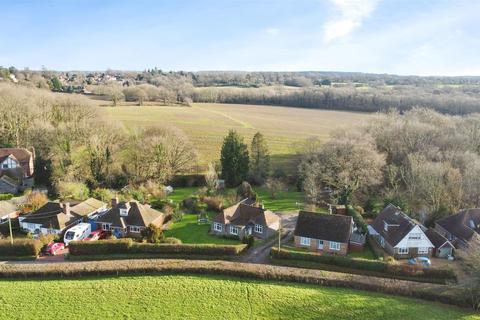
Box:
21 202 80 230
213 202 279 227
294 211 353 243
436 209 480 242
371 204 418 247
425 228 454 249
96 201 164 228
70 198 106 217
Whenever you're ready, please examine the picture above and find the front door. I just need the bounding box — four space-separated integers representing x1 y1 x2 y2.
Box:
245 226 252 236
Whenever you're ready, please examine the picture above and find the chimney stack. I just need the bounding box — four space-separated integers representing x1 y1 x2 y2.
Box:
111 197 119 207
63 202 71 216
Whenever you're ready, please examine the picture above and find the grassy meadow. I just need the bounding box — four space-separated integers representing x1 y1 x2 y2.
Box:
100 103 372 171
0 274 475 320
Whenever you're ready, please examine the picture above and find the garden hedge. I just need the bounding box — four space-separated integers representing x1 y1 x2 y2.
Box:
68 239 247 257
270 248 456 283
347 206 368 233
0 239 42 257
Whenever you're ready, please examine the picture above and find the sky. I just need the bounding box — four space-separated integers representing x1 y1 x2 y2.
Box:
1 0 480 76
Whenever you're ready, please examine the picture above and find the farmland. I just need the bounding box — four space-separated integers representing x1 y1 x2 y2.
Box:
100 103 372 171
0 274 475 320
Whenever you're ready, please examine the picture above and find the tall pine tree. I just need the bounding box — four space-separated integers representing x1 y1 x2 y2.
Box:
250 132 270 185
220 130 249 187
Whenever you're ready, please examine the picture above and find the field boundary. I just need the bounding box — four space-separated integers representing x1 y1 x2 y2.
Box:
0 259 469 309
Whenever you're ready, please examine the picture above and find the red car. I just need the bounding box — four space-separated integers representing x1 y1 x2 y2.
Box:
44 242 65 256
84 230 106 241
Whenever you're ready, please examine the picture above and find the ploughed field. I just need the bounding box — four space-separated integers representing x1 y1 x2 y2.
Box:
0 274 475 319
100 103 371 171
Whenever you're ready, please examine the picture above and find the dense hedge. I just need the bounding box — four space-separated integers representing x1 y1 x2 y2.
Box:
271 248 456 283
347 206 368 234
69 239 247 257
271 247 387 272
0 193 14 201
0 239 42 257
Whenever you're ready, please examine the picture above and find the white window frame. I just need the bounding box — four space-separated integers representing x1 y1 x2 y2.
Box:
317 240 324 250
300 237 311 246
417 247 429 254
213 222 223 232
229 225 239 235
408 233 421 240
329 241 341 251
101 223 110 231
254 224 263 233
398 247 409 255
129 226 141 233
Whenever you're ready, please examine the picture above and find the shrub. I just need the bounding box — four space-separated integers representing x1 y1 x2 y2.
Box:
38 234 58 246
242 235 254 248
0 239 42 257
91 188 115 203
0 194 14 201
347 206 368 233
26 191 48 211
162 237 182 244
57 181 89 200
203 196 223 212
141 224 164 243
236 181 255 200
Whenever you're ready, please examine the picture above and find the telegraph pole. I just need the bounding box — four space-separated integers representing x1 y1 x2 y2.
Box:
8 216 13 245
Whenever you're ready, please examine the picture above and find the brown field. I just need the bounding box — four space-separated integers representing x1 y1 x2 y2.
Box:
100 103 372 171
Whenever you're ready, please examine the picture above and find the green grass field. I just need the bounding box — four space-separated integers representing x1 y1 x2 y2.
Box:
164 213 239 244
0 274 475 320
100 103 371 171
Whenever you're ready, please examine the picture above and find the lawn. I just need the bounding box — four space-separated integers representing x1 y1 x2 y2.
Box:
163 213 239 245
167 187 199 204
0 274 475 320
100 103 371 172
255 186 306 212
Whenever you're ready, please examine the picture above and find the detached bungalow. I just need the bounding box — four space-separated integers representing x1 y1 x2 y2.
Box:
435 209 480 248
369 204 434 259
95 198 165 238
293 211 353 256
19 198 107 235
211 199 280 239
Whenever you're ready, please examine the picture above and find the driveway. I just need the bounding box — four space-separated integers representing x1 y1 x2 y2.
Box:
240 213 297 264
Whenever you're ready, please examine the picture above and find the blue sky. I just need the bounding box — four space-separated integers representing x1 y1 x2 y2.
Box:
1 0 479 75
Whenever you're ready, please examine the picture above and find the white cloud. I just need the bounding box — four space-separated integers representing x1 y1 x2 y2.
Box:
265 27 280 36
324 0 379 43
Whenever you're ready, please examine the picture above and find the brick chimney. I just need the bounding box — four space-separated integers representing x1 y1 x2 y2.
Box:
63 202 71 216
111 197 119 207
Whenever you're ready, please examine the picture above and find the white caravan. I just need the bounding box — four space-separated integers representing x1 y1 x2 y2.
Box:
64 223 91 246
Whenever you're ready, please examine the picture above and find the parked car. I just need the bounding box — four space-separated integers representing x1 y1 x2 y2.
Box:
84 230 106 241
43 242 65 256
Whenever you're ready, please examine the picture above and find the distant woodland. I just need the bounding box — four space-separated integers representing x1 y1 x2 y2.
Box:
2 66 480 115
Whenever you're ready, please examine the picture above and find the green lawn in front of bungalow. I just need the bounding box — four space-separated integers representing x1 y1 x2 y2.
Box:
0 274 474 320
163 212 239 245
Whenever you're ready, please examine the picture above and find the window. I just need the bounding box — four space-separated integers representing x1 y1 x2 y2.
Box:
418 247 429 254
383 221 388 232
300 237 311 246
130 226 141 233
398 248 409 255
408 233 421 240
229 225 239 235
254 224 263 234
329 241 341 251
213 222 223 232
101 223 110 231
317 240 324 250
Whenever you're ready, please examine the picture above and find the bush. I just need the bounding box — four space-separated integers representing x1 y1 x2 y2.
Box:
68 239 132 255
347 206 368 233
203 196 224 212
68 239 247 256
38 234 58 246
0 239 42 257
271 248 388 272
162 237 182 244
242 235 254 248
0 193 14 201
91 188 115 203
236 181 255 200
57 181 89 200
26 191 48 211
141 224 164 243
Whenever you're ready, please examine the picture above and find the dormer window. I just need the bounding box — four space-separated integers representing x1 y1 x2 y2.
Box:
120 208 128 216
